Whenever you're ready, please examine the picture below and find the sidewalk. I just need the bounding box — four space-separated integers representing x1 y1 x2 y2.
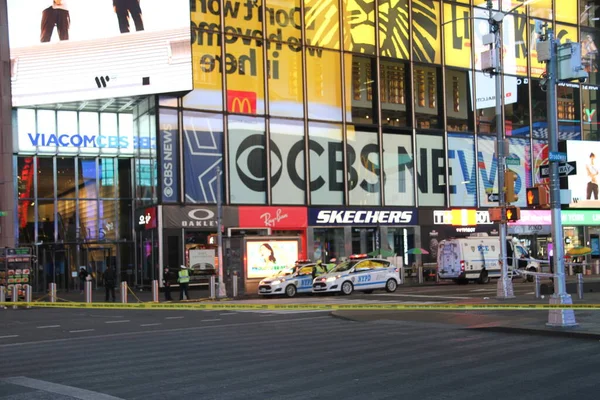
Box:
332 292 600 340
34 287 215 303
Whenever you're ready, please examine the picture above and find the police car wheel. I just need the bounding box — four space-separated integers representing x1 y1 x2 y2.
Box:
341 281 353 295
385 279 398 293
285 285 297 298
477 270 490 284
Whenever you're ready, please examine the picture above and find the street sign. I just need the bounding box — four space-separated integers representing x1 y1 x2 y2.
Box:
487 193 499 202
548 151 567 162
539 161 577 178
506 156 520 166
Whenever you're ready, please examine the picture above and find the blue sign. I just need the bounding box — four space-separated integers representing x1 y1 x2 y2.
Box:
549 151 567 162
308 208 418 226
160 127 179 203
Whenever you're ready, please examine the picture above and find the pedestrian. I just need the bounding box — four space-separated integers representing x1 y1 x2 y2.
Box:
103 266 117 302
163 267 172 301
113 0 144 34
78 267 88 294
178 264 190 301
41 0 70 43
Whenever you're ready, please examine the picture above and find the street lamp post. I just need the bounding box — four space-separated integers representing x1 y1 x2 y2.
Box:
216 166 227 299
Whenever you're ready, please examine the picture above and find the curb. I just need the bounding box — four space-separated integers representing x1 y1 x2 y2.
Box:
467 325 600 340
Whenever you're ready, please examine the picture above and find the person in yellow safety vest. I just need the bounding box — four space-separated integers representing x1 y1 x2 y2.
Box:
178 265 190 300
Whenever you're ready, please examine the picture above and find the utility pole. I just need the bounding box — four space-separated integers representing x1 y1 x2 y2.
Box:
536 25 581 327
216 165 227 299
483 0 514 299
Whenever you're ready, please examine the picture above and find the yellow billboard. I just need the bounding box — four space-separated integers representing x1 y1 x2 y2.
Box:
443 3 472 69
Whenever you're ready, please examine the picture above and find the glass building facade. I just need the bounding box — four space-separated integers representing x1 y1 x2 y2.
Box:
6 0 600 290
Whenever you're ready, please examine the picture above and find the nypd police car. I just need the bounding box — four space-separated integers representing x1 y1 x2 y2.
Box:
312 255 401 295
258 260 330 297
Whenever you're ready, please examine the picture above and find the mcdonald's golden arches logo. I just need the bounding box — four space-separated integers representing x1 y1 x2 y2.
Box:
227 90 257 114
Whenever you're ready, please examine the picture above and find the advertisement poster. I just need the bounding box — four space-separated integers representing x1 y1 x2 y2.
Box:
246 240 299 279
189 249 216 272
7 0 192 106
567 140 600 208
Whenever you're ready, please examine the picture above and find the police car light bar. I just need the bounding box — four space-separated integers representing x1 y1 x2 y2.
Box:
349 254 369 259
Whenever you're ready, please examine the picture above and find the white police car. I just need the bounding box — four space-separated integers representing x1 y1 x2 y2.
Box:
312 255 401 295
258 261 330 297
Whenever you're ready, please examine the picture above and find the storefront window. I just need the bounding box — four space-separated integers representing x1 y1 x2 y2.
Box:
79 158 98 199
411 0 441 64
445 69 473 133
382 132 414 206
308 122 344 205
386 227 415 267
348 126 380 206
224 37 265 115
37 157 54 198
38 200 54 243
229 115 267 204
17 199 35 245
312 228 345 262
352 227 378 255
380 59 410 128
182 111 224 203
99 200 117 241
557 83 582 140
582 85 600 141
268 43 303 118
57 200 76 242
347 55 377 125
99 159 116 198
343 0 375 54
416 133 446 207
80 200 99 241
270 119 305 204
304 0 340 49
57 158 75 199
306 49 342 121
443 2 471 69
448 134 476 207
414 65 443 130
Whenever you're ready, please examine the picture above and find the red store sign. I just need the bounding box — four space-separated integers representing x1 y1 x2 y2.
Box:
238 207 307 229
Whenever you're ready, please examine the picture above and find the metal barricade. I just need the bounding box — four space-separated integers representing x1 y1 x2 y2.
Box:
85 280 92 303
49 283 57 303
534 275 541 299
25 285 32 309
152 280 159 302
577 273 584 300
232 272 238 298
209 275 216 299
0 286 6 309
120 282 128 303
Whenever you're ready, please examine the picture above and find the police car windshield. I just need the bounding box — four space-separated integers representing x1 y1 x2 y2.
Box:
330 260 359 273
276 268 295 276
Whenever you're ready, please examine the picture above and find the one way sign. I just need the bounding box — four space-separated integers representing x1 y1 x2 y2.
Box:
539 161 577 178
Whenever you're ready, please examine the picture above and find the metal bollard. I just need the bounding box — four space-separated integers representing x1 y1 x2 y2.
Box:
418 266 424 284
534 275 541 299
577 273 584 300
0 286 6 309
209 275 216 299
595 260 600 275
120 281 128 303
25 285 32 309
85 280 92 303
232 272 238 298
399 266 405 284
12 285 19 309
568 264 574 276
435 268 440 283
49 282 57 303
152 280 159 302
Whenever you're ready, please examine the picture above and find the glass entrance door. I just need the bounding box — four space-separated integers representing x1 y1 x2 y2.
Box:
83 247 112 289
351 227 378 255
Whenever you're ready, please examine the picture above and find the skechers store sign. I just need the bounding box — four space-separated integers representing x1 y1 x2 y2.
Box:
308 208 417 226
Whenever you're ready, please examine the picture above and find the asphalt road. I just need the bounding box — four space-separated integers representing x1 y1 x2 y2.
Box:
1 308 599 400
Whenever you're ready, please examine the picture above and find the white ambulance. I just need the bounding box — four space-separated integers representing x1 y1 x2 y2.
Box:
437 233 541 284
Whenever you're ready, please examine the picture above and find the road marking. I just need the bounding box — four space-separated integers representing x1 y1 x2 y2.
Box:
165 316 184 320
201 319 222 322
3 376 124 400
470 289 496 292
69 329 95 333
105 320 130 324
373 294 471 300
140 323 162 327
0 335 19 339
526 292 535 295
0 316 331 348
219 312 238 315
36 325 60 329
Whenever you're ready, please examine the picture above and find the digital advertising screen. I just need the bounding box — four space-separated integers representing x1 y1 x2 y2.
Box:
566 140 600 208
245 240 299 280
7 0 192 106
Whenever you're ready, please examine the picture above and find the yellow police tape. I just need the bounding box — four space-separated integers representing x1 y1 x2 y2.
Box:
2 302 600 311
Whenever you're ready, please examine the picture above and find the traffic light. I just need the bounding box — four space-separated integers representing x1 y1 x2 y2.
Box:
526 186 549 207
506 206 521 222
505 169 519 203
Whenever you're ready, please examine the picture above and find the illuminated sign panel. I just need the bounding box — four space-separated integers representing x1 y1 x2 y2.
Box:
7 0 192 106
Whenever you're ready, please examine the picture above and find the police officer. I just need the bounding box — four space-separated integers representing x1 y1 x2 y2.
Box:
178 265 190 300
163 267 172 301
